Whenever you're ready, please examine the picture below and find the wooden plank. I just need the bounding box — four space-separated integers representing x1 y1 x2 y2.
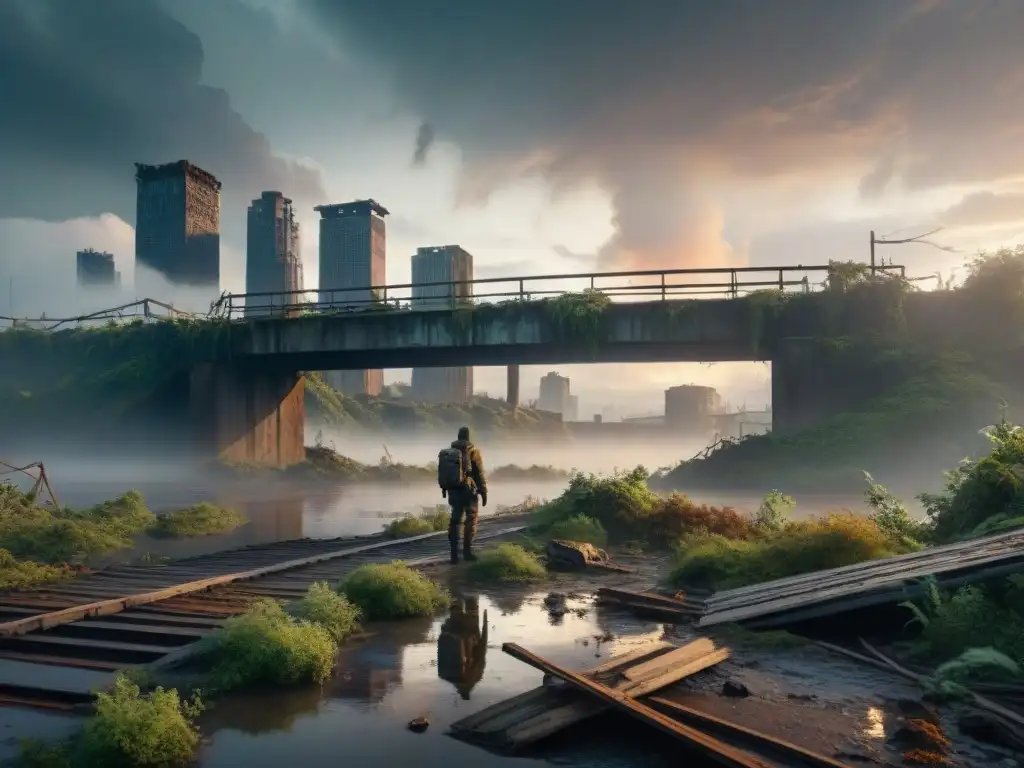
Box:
625 648 731 699
704 528 1024 607
0 650 129 671
588 641 675 676
701 557 1024 628
648 698 853 768
623 639 716 682
501 643 772 768
0 634 175 655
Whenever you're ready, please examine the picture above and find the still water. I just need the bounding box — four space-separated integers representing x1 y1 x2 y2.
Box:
197 590 681 768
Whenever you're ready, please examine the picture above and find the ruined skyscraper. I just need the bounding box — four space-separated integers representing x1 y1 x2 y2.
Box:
316 199 388 396
134 161 221 305
664 385 723 434
76 249 120 287
410 245 474 403
538 372 572 417
246 191 303 316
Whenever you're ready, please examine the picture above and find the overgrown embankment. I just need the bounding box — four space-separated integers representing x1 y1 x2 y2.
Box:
654 249 1024 494
0 483 245 590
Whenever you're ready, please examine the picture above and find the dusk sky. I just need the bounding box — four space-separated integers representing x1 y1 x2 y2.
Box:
1 0 1023 415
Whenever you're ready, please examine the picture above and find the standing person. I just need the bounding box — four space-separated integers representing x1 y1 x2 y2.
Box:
436 426 488 564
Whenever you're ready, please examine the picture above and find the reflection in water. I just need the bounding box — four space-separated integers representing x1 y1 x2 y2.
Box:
199 591 676 768
862 706 886 740
437 597 488 700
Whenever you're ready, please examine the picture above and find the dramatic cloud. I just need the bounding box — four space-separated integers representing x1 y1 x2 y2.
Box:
939 191 1024 228
305 0 1024 269
411 122 435 168
0 0 324 229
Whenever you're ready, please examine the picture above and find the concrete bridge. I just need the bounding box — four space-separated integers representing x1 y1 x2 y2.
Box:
187 263 924 466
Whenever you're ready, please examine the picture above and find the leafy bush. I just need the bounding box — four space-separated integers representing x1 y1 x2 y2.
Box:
902 578 1024 670
467 544 547 583
670 513 897 591
79 674 203 767
383 505 450 538
863 473 927 548
753 490 794 533
0 484 155 564
0 549 71 590
919 417 1024 542
340 562 450 621
547 514 608 547
289 582 361 643
149 503 246 538
533 468 747 548
202 598 338 691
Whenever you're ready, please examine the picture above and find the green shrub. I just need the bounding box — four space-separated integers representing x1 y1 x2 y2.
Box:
289 582 361 643
467 544 547 583
203 598 338 691
0 549 71 590
383 505 450 538
533 468 748 549
920 417 1024 542
547 514 607 547
80 674 203 767
752 490 794 533
670 513 897 591
340 562 450 621
149 503 246 538
863 473 927 548
902 579 1024 669
0 485 155 564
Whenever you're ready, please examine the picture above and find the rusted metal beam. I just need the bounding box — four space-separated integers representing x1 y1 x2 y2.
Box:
501 643 773 768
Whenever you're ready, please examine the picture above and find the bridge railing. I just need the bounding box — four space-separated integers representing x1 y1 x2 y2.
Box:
218 263 906 320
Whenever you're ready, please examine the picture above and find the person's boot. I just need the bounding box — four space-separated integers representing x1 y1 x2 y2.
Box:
463 529 478 562
449 535 460 565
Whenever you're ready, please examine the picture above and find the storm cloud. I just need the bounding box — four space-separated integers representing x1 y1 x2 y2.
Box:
305 0 1024 268
0 0 324 226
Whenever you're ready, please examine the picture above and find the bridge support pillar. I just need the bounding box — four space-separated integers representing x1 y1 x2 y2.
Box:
771 338 834 436
190 363 305 467
506 365 520 407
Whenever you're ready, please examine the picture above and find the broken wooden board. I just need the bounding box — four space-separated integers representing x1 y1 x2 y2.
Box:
698 528 1024 629
597 586 703 618
450 637 729 751
502 642 773 768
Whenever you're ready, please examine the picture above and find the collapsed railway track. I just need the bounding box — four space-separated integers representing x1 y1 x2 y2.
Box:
0 512 531 711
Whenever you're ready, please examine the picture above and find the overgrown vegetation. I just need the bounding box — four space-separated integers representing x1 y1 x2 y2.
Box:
466 543 547 582
0 549 70 590
18 674 204 768
340 562 450 621
382 505 450 538
149 503 246 538
201 596 340 691
547 513 608 547
288 581 362 644
532 467 751 550
306 373 567 436
0 484 155 564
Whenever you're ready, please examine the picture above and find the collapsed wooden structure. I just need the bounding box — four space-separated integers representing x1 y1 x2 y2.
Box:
698 528 1024 629
452 638 855 767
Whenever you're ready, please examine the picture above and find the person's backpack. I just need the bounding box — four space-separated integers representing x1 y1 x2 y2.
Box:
437 446 470 491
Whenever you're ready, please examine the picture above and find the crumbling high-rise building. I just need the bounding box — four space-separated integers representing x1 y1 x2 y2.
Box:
134 160 221 304
664 385 724 434
246 191 303 316
316 199 388 396
538 372 572 417
410 245 474 403
76 249 120 287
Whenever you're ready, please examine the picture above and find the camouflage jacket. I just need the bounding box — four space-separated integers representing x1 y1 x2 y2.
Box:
451 439 487 495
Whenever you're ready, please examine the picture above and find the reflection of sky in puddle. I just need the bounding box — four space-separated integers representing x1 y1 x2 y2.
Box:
199 591 676 768
861 706 886 740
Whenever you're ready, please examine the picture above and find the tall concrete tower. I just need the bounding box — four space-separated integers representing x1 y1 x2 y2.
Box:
134 160 221 308
410 245 474 402
315 199 388 396
246 191 302 317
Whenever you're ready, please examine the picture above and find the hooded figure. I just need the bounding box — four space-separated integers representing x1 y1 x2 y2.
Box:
444 425 487 563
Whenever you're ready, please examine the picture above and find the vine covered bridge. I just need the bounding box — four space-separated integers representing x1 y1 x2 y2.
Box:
9 263 963 467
